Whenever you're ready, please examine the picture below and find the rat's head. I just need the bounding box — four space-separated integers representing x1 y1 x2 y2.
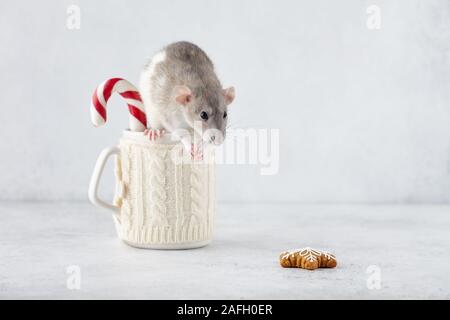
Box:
174 85 235 145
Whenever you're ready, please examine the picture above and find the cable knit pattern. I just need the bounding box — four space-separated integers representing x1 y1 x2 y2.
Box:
149 149 168 226
189 164 203 223
113 137 215 248
119 145 133 230
113 155 123 208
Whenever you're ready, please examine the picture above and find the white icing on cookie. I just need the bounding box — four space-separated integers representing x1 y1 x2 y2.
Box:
283 247 336 263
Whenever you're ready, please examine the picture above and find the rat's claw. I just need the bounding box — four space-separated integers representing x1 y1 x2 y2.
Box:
144 129 165 141
156 129 165 139
190 143 203 161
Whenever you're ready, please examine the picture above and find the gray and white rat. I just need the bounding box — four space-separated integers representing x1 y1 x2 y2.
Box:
139 41 235 152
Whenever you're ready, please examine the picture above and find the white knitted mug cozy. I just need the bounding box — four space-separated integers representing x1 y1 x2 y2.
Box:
88 130 216 249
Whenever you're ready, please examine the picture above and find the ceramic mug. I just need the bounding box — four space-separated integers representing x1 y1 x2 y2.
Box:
88 130 216 249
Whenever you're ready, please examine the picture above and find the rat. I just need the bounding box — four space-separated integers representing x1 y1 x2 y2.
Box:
139 41 235 156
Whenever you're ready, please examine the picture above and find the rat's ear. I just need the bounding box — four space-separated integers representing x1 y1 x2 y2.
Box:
174 85 192 106
223 87 235 105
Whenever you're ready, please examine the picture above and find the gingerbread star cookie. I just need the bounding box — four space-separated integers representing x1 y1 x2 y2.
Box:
279 247 337 270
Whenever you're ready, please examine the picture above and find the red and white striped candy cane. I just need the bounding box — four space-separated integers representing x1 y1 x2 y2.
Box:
91 78 147 131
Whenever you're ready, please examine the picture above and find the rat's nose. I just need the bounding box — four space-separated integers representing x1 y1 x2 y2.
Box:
210 136 215 142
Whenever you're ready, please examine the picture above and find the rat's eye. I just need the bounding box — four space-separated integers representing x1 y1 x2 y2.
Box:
200 111 209 120
223 111 227 119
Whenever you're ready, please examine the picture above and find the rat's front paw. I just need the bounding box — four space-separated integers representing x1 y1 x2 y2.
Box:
190 143 203 161
144 128 165 141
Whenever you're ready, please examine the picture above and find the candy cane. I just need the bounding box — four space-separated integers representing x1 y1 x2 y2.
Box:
91 78 147 131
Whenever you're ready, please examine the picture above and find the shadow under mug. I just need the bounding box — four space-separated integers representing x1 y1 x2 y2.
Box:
88 130 216 249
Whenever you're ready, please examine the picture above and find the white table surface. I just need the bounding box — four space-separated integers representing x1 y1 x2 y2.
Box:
0 201 449 299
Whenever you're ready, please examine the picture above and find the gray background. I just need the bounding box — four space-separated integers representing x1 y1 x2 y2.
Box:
0 0 449 203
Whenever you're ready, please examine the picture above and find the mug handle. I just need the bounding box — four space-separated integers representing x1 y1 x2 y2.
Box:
88 146 120 214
